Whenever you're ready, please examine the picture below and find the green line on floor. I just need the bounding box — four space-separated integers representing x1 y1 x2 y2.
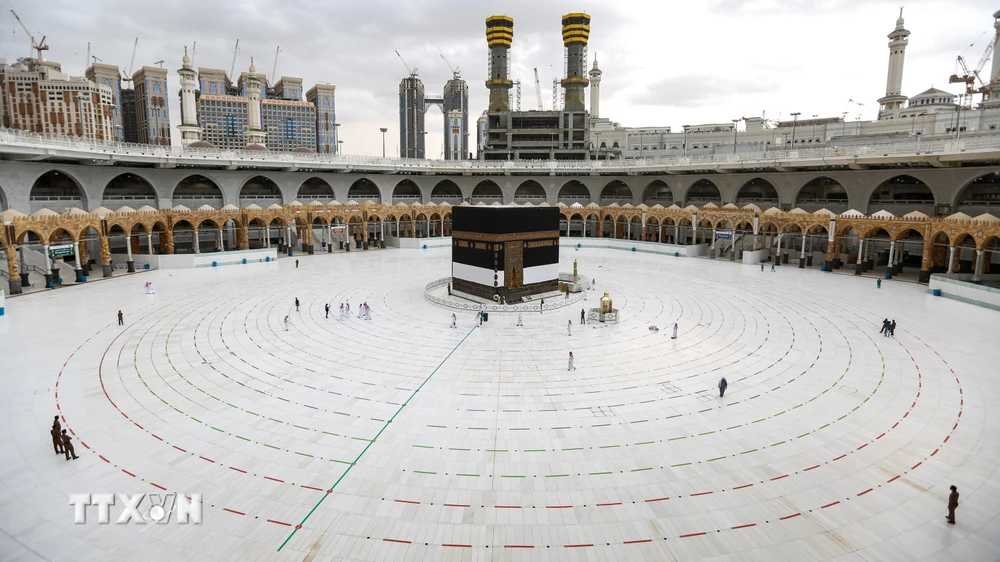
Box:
293 424 310 430
210 426 224 433
698 431 715 436
818 423 830 430
752 418 765 423
599 445 620 449
456 473 479 477
448 447 470 451
562 447 584 451
330 459 353 465
414 470 436 475
246 411 259 416
277 323 479 552
741 449 757 454
263 443 280 450
771 441 786 447
501 475 525 478
668 436 687 441
726 425 742 430
631 467 653 472
413 444 433 449
707 456 726 462
797 433 810 439
295 452 313 458
546 474 569 478
235 435 250 442
589 471 613 476
523 449 545 452
671 463 691 467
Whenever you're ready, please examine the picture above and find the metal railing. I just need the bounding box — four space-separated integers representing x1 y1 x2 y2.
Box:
2 126 998 174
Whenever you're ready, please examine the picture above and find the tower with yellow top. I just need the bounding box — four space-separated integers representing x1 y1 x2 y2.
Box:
560 12 591 112
485 15 514 112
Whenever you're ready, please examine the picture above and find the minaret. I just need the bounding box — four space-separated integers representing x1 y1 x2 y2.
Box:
245 58 266 146
589 54 602 117
177 46 203 146
877 8 910 114
485 15 514 112
989 11 1000 93
561 12 591 112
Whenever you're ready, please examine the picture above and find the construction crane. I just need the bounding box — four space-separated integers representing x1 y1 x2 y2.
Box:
395 50 417 78
10 9 48 60
229 39 240 78
437 47 460 79
533 68 542 110
121 38 138 86
950 30 998 99
86 42 90 71
270 46 281 84
190 40 197 68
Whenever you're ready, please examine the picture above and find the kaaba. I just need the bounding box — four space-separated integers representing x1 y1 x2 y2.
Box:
451 206 560 302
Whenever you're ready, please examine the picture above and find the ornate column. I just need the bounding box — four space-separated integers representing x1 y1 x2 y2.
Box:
973 249 985 283
147 233 154 255
264 225 271 249
192 229 200 254
217 228 224 252
946 245 956 274
5 242 22 295
885 240 895 279
307 223 316 254
126 234 135 272
72 240 85 282
776 233 783 266
919 236 933 283
799 233 806 268
855 238 864 275
824 237 837 272
99 235 112 277
286 226 293 255
237 223 249 250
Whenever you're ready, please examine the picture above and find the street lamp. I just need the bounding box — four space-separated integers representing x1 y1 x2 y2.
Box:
337 139 344 155
731 119 739 154
332 122 341 154
380 127 387 158
789 112 801 148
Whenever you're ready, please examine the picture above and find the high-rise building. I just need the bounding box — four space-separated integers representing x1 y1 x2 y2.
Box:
442 78 469 160
133 66 171 145
85 63 124 142
306 84 337 154
399 76 425 157
185 54 324 152
0 57 116 141
560 13 591 112
120 89 139 143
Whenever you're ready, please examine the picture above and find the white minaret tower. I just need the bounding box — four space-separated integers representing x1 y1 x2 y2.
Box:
589 54 602 117
245 58 267 146
988 10 1000 92
177 46 203 146
877 8 910 115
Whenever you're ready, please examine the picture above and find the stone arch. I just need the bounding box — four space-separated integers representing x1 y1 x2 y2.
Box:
642 180 673 206
240 176 283 206
735 178 780 207
348 178 381 203
867 175 935 215
471 180 502 203
514 180 546 202
795 176 848 212
954 171 1000 215
392 179 422 204
431 180 462 204
600 180 633 205
173 175 224 208
102 172 158 210
558 180 591 205
297 177 335 203
685 179 722 206
30 170 85 213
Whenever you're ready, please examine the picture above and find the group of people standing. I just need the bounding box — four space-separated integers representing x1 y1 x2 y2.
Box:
880 318 897 337
49 415 77 461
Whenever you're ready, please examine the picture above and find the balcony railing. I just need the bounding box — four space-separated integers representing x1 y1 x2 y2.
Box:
1 126 999 175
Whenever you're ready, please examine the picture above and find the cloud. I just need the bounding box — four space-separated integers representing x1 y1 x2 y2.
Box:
630 75 780 108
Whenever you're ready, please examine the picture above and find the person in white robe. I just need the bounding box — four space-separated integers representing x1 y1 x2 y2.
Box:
517 312 523 326
567 351 576 371
671 323 678 339
450 313 457 328
567 319 573 336
283 315 290 331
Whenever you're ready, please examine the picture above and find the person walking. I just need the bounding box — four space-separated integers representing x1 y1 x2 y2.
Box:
880 318 889 335
877 278 882 289
517 312 523 327
339 303 344 319
584 288 589 301
325 303 330 318
283 315 290 332
61 429 78 460
564 290 569 300
358 302 365 319
567 319 573 336
889 319 896 337
946 485 959 524
567 351 576 371
591 278 596 290
450 313 457 329
295 298 300 312
671 322 679 339
117 310 124 326
50 419 64 455
580 308 586 325
295 259 299 269
771 263 776 272
540 298 544 313
719 376 728 398
761 263 765 272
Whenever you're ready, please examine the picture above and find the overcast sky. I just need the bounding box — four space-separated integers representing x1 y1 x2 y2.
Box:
2 0 996 156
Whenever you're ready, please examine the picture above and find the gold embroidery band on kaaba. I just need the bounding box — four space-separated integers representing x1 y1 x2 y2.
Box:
451 230 560 242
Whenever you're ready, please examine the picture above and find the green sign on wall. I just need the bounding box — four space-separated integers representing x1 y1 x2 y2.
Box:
49 244 74 259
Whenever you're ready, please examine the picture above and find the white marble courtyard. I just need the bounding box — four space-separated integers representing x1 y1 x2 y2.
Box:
1 247 998 561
